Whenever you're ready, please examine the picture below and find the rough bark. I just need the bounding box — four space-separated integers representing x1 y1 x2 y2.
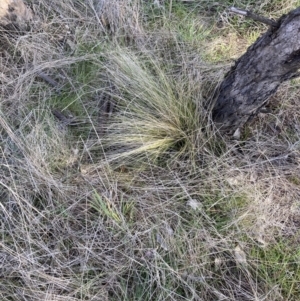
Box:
212 7 300 133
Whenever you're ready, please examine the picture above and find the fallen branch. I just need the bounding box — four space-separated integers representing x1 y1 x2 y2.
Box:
229 6 278 27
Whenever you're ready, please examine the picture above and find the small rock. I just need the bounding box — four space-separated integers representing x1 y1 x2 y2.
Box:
0 0 33 26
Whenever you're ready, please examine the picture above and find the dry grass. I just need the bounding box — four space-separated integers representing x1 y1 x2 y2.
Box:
99 49 205 165
1 0 300 300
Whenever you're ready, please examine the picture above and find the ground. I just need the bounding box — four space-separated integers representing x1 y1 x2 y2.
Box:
1 0 300 300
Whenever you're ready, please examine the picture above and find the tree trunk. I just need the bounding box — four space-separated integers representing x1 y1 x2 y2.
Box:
212 7 300 134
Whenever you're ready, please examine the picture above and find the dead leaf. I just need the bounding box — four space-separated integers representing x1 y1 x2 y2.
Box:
156 233 168 251
187 199 201 210
234 245 247 267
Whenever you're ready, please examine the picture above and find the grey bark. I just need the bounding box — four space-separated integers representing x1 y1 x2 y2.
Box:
212 7 300 133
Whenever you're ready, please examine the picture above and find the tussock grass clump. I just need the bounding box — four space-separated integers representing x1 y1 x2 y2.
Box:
101 49 208 165
95 0 143 37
